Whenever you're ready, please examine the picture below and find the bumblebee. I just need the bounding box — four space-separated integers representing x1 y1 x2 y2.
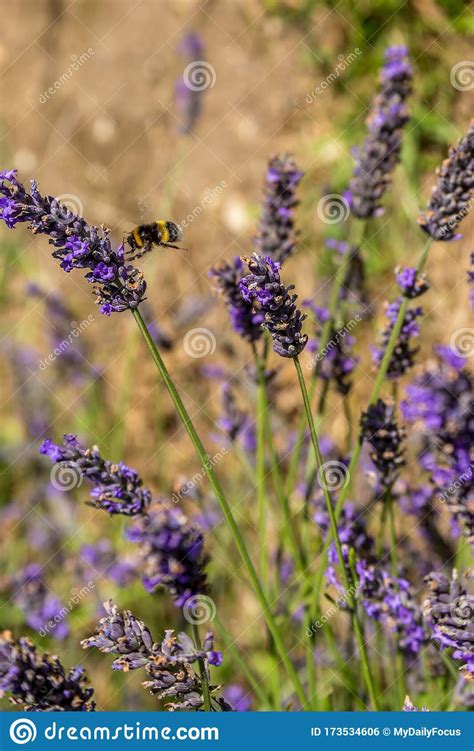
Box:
125 220 184 260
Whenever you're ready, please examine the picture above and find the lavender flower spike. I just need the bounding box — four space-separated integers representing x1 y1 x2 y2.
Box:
82 601 227 711
255 154 303 265
348 46 412 219
240 254 308 358
360 399 405 490
423 569 474 680
418 121 474 241
209 257 263 342
0 631 95 711
372 296 423 379
40 434 151 516
0 171 146 315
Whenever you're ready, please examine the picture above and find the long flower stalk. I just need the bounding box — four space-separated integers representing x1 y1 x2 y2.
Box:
294 355 380 710
311 238 432 602
131 308 308 707
254 350 270 594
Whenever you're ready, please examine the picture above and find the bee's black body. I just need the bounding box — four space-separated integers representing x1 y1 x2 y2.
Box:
125 220 183 260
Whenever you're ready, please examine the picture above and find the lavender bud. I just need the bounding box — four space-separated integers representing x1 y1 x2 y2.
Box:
209 257 263 342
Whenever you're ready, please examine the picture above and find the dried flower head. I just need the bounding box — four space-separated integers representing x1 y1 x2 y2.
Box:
0 631 95 711
240 254 308 358
418 122 474 241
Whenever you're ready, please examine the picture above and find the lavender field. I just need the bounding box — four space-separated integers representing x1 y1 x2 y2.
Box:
0 0 472 713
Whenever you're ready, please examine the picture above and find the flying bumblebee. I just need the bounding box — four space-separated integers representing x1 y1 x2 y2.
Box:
125 220 185 260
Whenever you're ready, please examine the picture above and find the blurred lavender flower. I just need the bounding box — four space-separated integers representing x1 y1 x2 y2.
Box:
360 399 405 490
395 267 429 299
175 32 205 134
82 601 227 711
240 254 308 358
80 541 137 587
418 122 474 241
469 252 474 310
223 684 252 711
0 631 95 711
255 155 303 265
356 560 425 657
6 344 52 439
423 569 474 680
403 695 429 711
125 502 208 607
12 564 68 640
218 383 247 442
348 46 412 219
40 434 151 516
0 171 146 315
402 350 473 549
304 302 358 395
209 257 263 342
372 296 423 379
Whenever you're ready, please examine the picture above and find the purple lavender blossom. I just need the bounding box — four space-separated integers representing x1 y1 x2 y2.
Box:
81 601 226 711
372 296 423 379
223 684 252 711
423 570 474 680
0 171 146 315
175 32 205 134
125 502 208 606
395 267 429 298
40 435 151 516
255 155 303 265
12 564 69 640
348 46 412 219
402 350 473 549
240 254 308 358
403 696 429 711
80 541 137 587
209 257 263 342
418 122 474 241
360 399 405 490
218 383 247 442
0 631 95 711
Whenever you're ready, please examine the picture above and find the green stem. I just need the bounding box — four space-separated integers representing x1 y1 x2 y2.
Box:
254 348 270 593
213 615 272 708
312 238 432 600
285 219 366 496
132 308 308 708
294 355 380 710
192 623 212 711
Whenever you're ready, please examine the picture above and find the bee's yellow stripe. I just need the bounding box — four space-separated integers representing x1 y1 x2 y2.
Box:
156 220 169 244
133 226 143 247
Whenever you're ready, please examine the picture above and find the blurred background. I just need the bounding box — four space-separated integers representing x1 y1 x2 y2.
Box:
0 0 472 710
